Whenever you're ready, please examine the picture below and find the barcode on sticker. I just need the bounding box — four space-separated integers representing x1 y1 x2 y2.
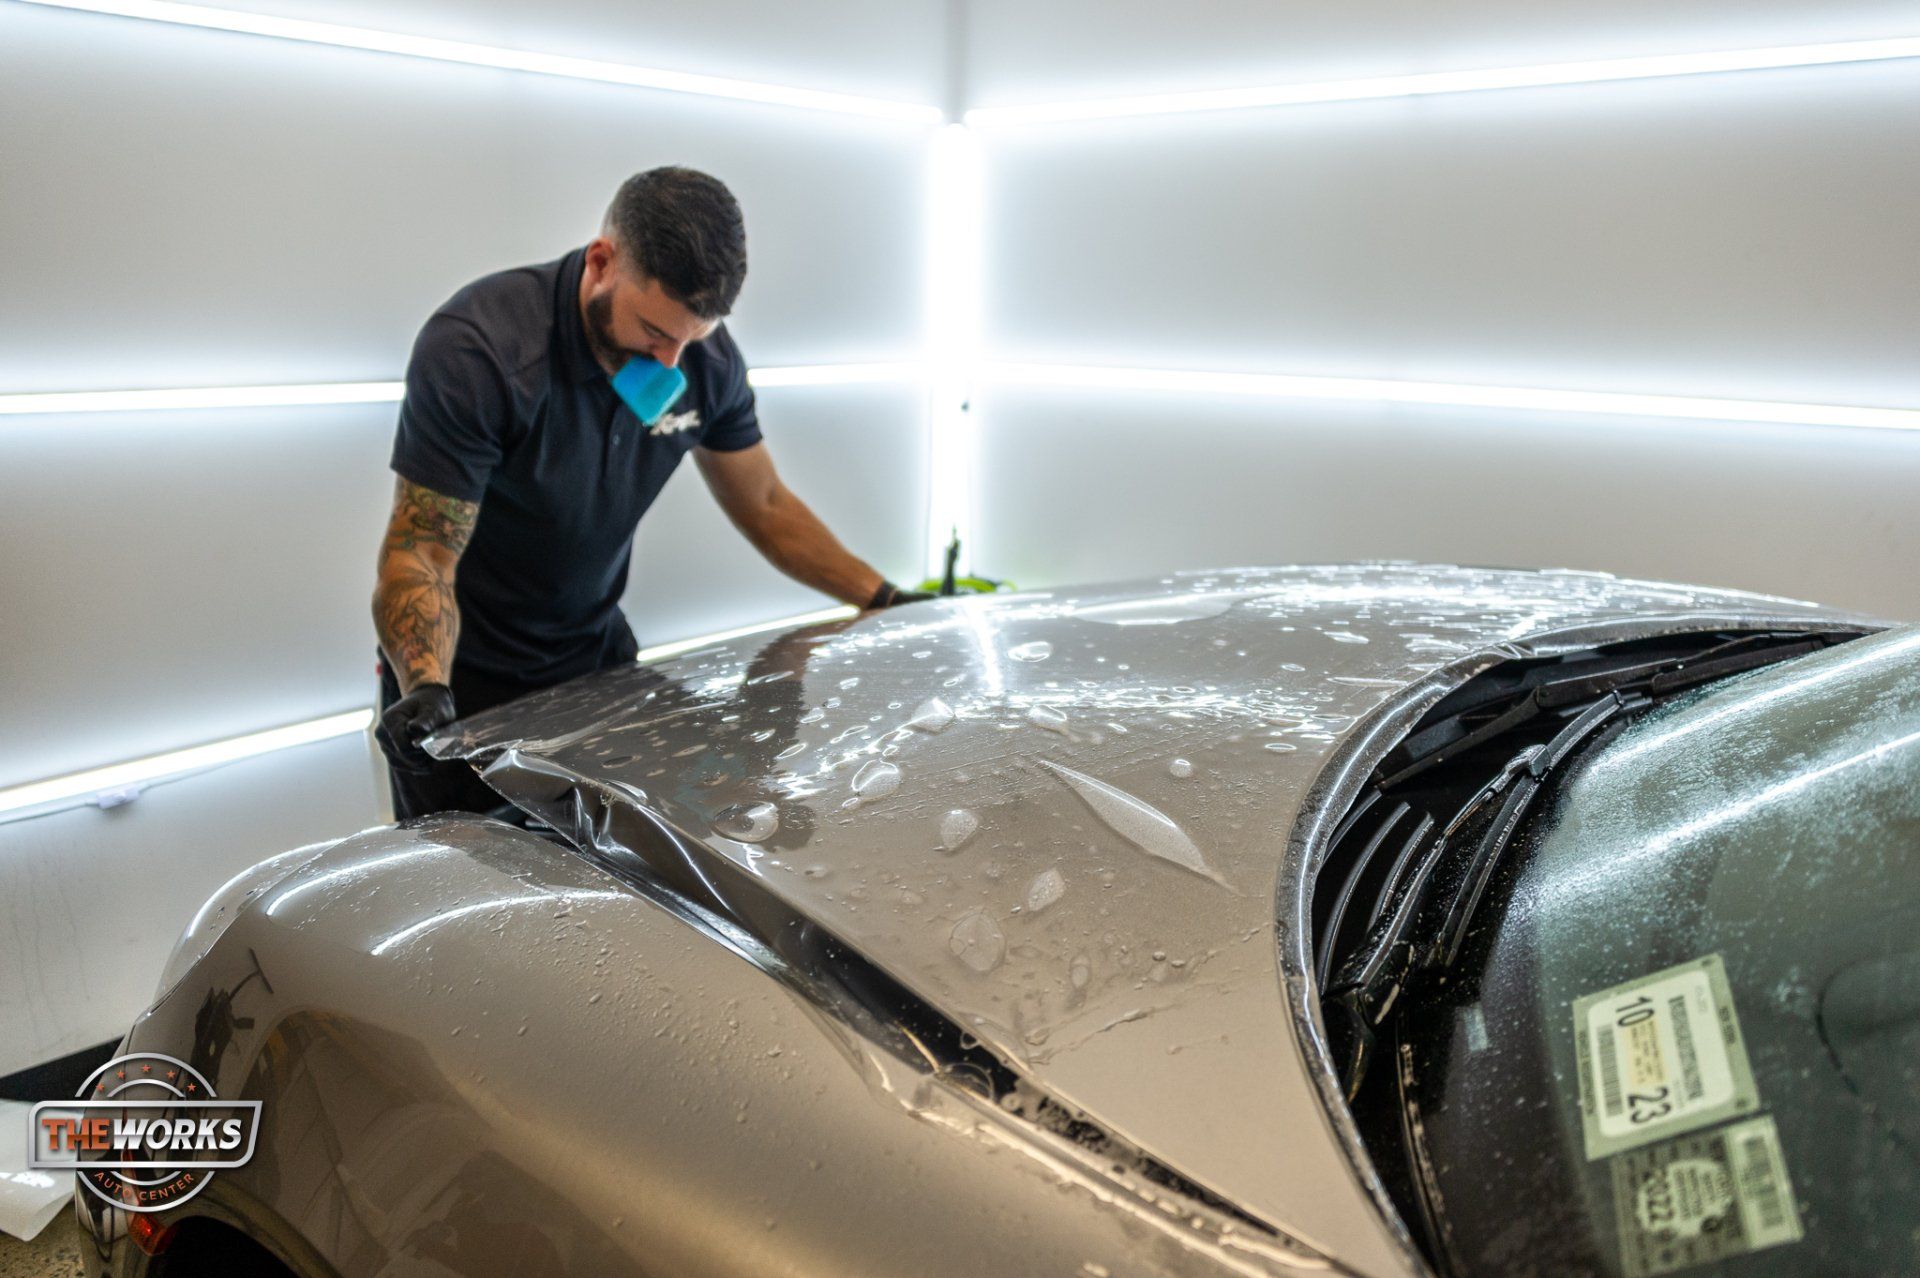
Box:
1670 995 1704 1102
1741 1134 1786 1231
1597 1025 1624 1118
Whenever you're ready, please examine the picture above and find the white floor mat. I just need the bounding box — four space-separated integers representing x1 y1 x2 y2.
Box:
0 1102 73 1243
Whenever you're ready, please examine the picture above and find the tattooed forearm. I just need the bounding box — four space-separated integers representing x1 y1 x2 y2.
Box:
382 478 482 556
373 479 480 692
377 559 460 691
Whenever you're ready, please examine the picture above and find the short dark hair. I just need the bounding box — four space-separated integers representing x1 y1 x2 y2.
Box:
604 167 747 319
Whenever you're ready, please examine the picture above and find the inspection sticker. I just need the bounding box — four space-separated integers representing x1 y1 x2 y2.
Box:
1611 1115 1804 1277
1573 954 1758 1159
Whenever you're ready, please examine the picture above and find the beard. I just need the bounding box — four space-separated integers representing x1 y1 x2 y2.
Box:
583 288 623 373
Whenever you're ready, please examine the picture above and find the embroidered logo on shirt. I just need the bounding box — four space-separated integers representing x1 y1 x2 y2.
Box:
651 409 702 437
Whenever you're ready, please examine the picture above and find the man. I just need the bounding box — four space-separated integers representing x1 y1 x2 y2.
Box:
373 167 926 819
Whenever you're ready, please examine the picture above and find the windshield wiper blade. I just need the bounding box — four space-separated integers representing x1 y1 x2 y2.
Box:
1421 693 1636 971
1324 760 1532 1095
1380 633 1829 788
1327 695 1643 1097
1330 755 1529 993
1315 801 1416 991
1648 638 1823 695
1379 692 1547 788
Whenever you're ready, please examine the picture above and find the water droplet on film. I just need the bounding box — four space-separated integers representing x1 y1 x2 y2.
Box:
712 801 779 843
940 808 979 852
949 910 1006 973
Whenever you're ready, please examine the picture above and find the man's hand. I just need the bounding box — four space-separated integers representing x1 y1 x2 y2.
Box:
377 682 457 773
866 581 936 609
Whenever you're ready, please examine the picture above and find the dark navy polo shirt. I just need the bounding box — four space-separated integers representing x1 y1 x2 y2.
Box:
391 246 761 687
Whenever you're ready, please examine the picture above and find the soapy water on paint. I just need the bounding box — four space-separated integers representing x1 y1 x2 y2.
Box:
1027 705 1071 735
949 910 1006 973
939 808 979 852
1026 867 1067 912
711 802 780 843
907 698 955 733
1040 761 1228 888
846 760 901 807
1071 593 1237 626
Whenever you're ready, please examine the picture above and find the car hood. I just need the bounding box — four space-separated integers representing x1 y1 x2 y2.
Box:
429 563 1872 1275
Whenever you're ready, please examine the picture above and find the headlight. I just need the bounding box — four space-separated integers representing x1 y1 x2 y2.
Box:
152 839 340 1001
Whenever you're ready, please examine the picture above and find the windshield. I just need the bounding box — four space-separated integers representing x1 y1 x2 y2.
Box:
1323 625 1920 1276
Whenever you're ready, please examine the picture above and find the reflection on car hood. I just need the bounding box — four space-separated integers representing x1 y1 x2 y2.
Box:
432 563 1869 1275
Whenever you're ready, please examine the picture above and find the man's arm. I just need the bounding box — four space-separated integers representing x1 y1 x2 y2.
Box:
694 442 887 608
373 477 480 692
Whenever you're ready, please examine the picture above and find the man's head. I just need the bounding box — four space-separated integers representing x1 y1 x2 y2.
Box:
579 167 747 373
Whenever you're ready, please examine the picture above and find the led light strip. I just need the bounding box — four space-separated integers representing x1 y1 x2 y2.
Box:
745 362 924 388
7 0 943 123
0 366 925 415
965 36 1920 126
0 607 860 821
0 710 374 821
0 382 404 415
923 124 985 580
981 363 1920 432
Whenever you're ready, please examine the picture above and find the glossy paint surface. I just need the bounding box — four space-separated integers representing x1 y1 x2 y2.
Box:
423 564 1867 1271
106 816 1334 1277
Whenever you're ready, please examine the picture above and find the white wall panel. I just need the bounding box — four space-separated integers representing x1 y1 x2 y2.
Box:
970 386 1920 622
626 382 931 640
192 0 949 104
965 0 1920 107
977 60 1920 409
0 731 382 1079
0 403 395 790
0 3 932 394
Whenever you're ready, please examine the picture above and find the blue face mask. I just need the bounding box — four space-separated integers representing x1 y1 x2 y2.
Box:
609 355 688 425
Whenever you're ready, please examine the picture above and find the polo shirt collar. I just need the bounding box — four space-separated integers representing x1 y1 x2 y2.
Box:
555 246 606 386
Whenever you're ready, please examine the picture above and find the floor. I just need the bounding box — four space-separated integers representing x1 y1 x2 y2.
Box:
0 1210 84 1278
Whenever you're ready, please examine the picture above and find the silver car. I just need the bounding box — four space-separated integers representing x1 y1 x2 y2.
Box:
74 565 1919 1276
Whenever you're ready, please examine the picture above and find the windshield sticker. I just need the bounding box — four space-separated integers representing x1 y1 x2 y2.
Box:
1573 954 1759 1159
1610 1115 1805 1277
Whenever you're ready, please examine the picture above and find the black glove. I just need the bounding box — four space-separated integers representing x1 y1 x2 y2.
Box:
866 580 936 610
376 682 457 774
